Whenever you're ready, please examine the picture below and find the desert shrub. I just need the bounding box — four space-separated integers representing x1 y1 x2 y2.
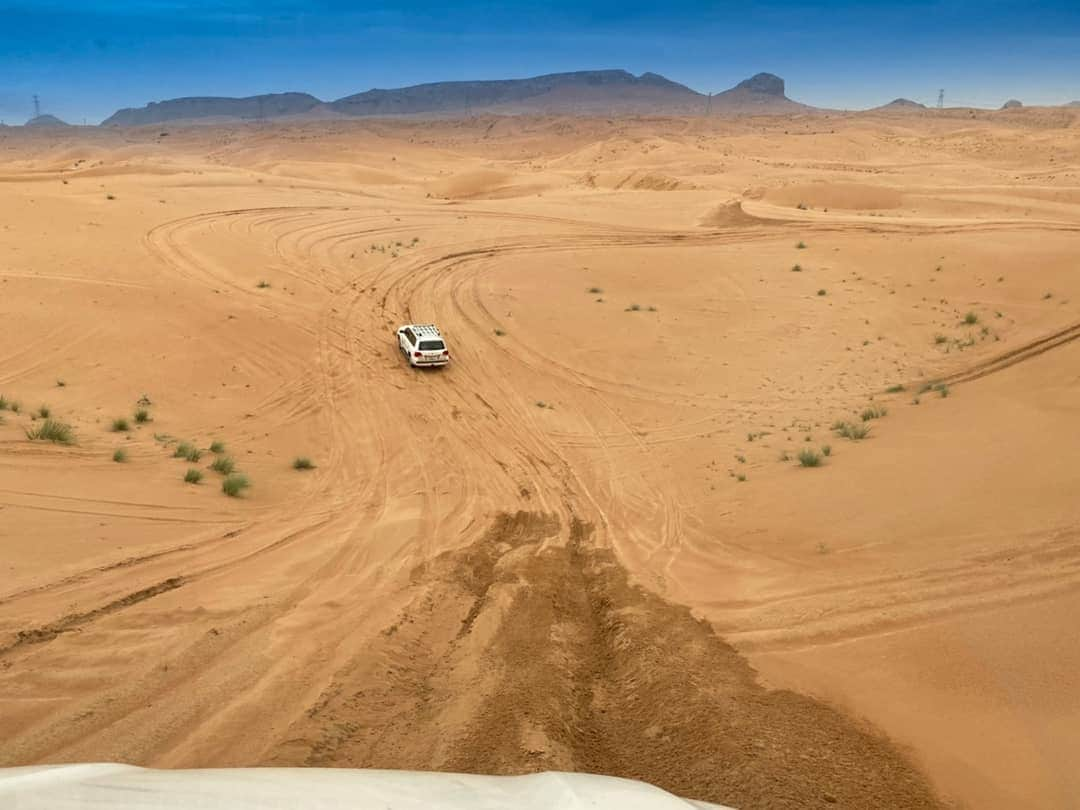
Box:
111 417 130 432
174 441 201 462
292 457 315 470
37 405 51 419
209 440 225 454
184 468 203 484
257 280 271 289
112 448 127 463
26 419 74 445
791 264 803 272
834 421 871 440
885 384 905 393
222 474 250 497
134 408 151 423
210 456 235 475
861 404 888 421
963 311 979 325
798 448 822 467
796 241 807 249
821 445 832 457
587 287 603 294
817 289 827 296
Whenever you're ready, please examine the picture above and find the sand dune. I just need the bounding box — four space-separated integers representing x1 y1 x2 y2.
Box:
1 110 1078 809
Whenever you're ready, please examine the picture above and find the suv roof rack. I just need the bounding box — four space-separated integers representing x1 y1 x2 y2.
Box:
409 323 442 337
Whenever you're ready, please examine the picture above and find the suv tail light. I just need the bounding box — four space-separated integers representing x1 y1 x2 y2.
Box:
442 350 450 356
413 351 422 358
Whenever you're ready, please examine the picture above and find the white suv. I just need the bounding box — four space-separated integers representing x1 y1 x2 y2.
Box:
397 323 451 367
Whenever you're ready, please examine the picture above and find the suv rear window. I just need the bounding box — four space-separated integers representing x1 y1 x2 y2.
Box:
419 340 445 351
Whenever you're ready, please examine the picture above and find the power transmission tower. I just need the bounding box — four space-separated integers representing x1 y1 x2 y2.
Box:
33 94 41 118
937 89 944 110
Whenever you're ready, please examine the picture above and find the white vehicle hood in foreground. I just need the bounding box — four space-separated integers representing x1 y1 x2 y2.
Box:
0 764 733 810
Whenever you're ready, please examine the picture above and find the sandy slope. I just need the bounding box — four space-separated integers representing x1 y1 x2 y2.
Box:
1 111 1078 809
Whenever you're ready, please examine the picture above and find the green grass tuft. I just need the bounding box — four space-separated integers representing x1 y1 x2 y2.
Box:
860 404 888 421
111 417 130 432
797 448 823 468
112 448 127 463
26 419 75 445
210 455 235 475
173 441 202 462
209 440 225 454
834 421 871 440
292 456 315 470
37 405 51 419
963 311 979 325
821 445 832 457
184 468 203 484
796 241 807 249
134 408 151 423
886 384 905 393
222 474 250 497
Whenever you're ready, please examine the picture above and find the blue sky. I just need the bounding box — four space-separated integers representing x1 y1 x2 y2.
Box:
2 0 1079 124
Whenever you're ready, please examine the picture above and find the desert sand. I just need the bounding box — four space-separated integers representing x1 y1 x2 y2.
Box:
1 110 1078 809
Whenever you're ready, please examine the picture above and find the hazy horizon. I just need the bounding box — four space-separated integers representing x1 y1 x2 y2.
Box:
2 0 1080 124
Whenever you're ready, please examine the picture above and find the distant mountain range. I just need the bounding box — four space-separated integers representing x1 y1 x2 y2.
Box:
100 70 806 126
874 98 927 111
20 72 1080 127
25 114 71 127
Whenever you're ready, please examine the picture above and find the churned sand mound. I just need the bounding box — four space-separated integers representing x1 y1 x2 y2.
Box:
578 170 695 191
1 112 1079 810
